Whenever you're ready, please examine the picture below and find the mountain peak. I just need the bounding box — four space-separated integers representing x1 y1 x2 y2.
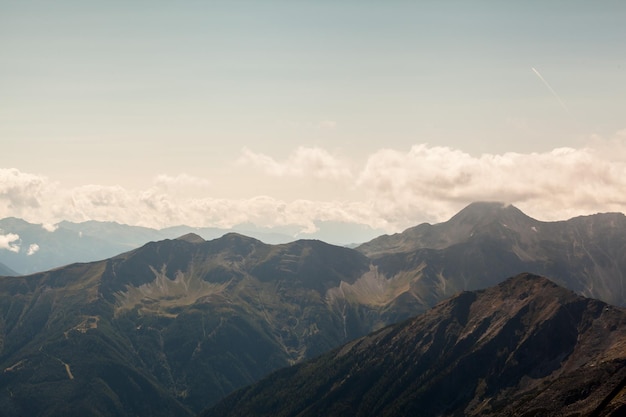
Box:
175 232 205 243
217 232 263 245
357 202 538 256
448 201 532 225
496 272 557 292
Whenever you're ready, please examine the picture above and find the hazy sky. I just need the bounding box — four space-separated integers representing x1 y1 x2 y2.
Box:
2 1 626 238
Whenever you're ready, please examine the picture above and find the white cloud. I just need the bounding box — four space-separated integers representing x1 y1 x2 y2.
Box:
153 173 211 189
238 146 353 181
357 140 626 227
0 168 48 211
27 243 40 256
41 223 58 232
0 232 20 253
2 130 626 235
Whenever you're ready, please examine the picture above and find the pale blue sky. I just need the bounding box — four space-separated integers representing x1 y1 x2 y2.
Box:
1 1 626 234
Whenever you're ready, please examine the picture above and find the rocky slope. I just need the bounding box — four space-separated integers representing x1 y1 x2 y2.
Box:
2 203 626 416
0 234 373 416
355 202 626 314
202 274 626 417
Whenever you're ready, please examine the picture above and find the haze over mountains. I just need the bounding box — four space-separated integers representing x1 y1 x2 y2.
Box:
0 217 383 275
0 261 17 276
1 202 626 416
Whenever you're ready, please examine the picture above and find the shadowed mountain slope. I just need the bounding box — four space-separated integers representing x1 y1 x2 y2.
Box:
0 234 372 416
356 202 626 310
3 203 626 416
201 274 626 417
359 202 537 255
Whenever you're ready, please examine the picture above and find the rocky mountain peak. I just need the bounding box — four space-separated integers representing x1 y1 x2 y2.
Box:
447 201 534 227
357 202 538 256
175 232 205 243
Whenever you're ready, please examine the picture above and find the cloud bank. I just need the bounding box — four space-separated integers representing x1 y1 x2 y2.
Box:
357 143 626 224
0 168 48 213
2 133 626 234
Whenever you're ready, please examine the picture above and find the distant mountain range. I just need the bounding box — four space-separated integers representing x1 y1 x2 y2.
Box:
1 202 626 416
0 261 17 276
0 218 383 275
202 274 626 417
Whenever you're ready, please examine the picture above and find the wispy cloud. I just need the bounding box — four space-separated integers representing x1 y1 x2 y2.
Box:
238 146 353 181
153 173 211 189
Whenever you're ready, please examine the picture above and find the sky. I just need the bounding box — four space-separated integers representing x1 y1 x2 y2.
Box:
1 1 626 241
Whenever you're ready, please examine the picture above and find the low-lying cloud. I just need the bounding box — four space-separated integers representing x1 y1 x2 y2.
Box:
41 223 58 232
2 132 626 234
0 232 20 253
27 243 40 256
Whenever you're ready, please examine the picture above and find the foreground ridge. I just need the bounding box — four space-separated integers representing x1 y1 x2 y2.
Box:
202 273 626 417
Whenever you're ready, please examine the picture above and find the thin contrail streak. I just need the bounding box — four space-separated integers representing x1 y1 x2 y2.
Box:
531 67 570 113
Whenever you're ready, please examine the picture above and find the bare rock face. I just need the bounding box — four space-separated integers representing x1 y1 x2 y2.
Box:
202 274 626 417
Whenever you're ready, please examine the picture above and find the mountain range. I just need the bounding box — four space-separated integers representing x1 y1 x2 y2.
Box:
0 233 375 416
0 260 17 276
1 202 626 416
202 273 626 417
0 217 383 275
357 202 626 309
